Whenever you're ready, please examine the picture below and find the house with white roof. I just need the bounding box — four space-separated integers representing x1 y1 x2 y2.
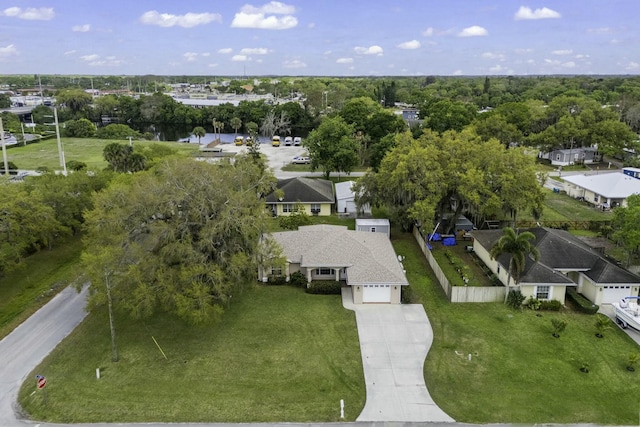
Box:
264 225 408 304
563 167 640 209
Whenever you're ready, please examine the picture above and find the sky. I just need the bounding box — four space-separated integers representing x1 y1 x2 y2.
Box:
0 0 639 76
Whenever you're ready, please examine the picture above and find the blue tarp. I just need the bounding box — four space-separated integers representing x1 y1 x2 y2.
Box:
443 237 457 246
428 233 442 241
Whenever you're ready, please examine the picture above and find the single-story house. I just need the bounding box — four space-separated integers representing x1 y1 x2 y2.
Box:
264 225 408 304
472 227 640 306
265 177 334 217
356 218 390 238
539 147 600 166
563 167 640 209
335 180 371 216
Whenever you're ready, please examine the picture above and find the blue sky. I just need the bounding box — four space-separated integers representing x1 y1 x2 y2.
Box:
1 1 638 76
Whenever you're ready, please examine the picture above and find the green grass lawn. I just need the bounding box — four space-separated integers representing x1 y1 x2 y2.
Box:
0 235 84 340
518 188 612 223
18 285 365 423
6 138 199 170
392 230 640 425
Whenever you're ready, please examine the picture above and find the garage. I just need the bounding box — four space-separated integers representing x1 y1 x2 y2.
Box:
362 284 391 303
601 285 633 304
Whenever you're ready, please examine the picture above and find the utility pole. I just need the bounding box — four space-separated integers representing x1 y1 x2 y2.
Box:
53 108 67 175
0 118 9 175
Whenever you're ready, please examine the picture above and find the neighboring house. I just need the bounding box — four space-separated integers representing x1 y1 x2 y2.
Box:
335 180 371 216
265 177 334 217
440 213 475 233
472 227 640 306
356 218 391 238
539 147 600 166
264 225 408 304
563 167 640 209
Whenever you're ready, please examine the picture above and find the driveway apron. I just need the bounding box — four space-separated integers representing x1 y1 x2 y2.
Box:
342 288 454 422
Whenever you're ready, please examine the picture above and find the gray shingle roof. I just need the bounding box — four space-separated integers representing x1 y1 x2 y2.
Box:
270 225 408 286
265 177 335 203
472 227 640 285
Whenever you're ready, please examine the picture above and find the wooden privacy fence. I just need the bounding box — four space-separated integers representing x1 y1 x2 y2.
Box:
412 227 505 303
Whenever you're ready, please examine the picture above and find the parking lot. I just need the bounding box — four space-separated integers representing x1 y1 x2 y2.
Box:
217 141 308 172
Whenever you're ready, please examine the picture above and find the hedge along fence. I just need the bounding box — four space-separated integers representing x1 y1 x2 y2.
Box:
517 220 611 232
412 227 505 303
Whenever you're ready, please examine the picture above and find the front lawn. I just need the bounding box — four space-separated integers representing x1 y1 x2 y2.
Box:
18 285 365 423
392 230 640 425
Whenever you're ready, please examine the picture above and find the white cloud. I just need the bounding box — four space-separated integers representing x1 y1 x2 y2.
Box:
588 27 613 34
201 52 211 57
231 54 249 61
575 54 590 59
625 62 640 70
354 45 383 55
240 47 269 55
422 27 434 37
87 57 124 67
514 6 561 20
283 59 306 68
140 10 221 28
0 44 18 59
307 22 315 29
64 50 76 56
397 40 420 50
72 24 91 32
336 57 353 64
481 52 505 60
183 52 199 62
0 7 54 20
458 26 488 37
489 64 504 73
453 70 463 76
552 49 572 55
80 54 100 61
231 1 297 29
218 48 233 54
562 61 576 68
208 63 219 68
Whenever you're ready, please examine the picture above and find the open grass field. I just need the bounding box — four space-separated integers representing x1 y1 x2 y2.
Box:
18 285 365 423
0 236 83 340
392 230 640 425
518 188 612 223
5 138 199 171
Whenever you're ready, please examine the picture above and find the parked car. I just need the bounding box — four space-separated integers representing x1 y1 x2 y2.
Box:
272 135 281 147
293 137 302 146
245 136 254 146
284 136 293 146
234 136 244 146
292 156 310 164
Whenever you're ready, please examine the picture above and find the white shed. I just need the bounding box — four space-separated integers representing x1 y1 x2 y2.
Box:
356 218 391 238
335 181 371 216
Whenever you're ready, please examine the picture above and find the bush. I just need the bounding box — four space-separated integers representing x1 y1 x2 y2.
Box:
66 160 87 171
266 275 286 286
289 271 307 288
527 297 541 310
540 299 562 311
401 285 417 303
506 289 526 309
305 281 342 295
566 287 599 314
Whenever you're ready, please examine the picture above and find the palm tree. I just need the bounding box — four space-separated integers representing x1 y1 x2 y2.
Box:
230 117 242 136
490 227 540 303
192 126 206 144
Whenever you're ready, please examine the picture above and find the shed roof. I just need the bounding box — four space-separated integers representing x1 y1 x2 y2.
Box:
271 225 407 286
335 180 356 201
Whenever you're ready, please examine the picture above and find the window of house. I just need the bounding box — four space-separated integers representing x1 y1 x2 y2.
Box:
315 268 335 275
536 285 550 299
310 203 321 214
282 204 294 213
594 195 599 203
271 267 282 276
555 154 561 160
370 227 376 232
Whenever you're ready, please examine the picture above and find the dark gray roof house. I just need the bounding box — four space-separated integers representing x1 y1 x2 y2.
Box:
265 177 335 217
472 227 640 305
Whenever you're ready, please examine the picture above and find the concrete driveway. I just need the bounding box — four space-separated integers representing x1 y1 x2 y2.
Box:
342 288 454 422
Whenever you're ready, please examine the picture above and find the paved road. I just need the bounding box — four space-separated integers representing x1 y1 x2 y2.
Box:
0 285 88 426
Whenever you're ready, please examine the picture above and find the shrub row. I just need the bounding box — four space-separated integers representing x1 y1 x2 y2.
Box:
526 297 562 311
305 281 342 295
566 287 599 314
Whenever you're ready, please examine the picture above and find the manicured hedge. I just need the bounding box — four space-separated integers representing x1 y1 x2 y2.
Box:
566 287 599 314
305 281 342 295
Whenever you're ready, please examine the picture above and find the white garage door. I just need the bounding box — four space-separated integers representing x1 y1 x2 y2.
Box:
362 284 391 303
602 285 633 304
